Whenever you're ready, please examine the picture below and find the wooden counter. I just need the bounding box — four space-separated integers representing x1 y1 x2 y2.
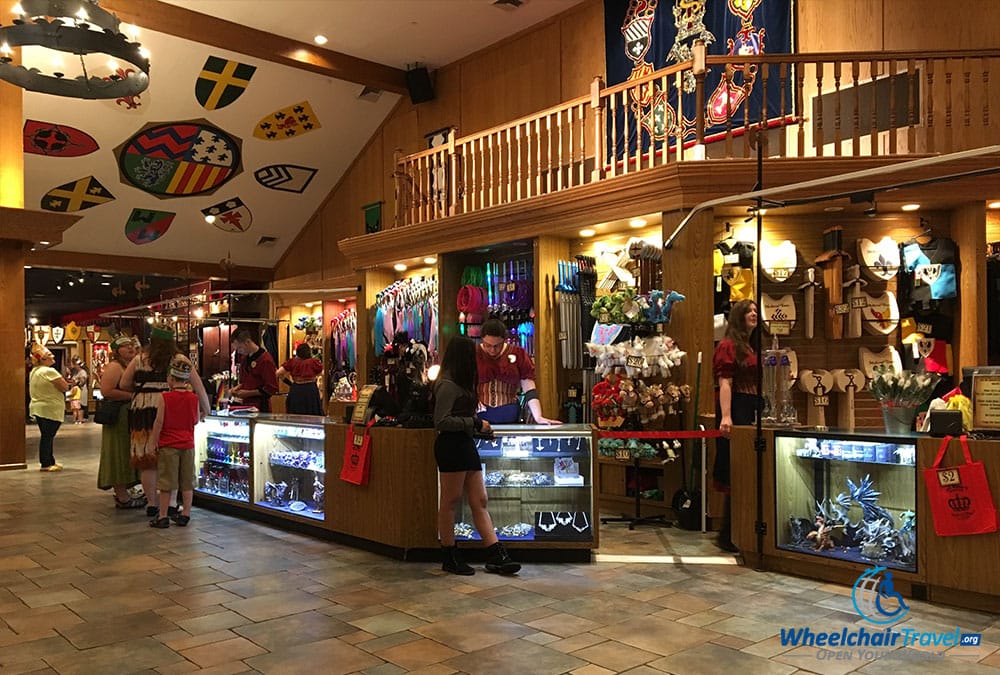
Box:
325 425 440 555
731 426 1000 612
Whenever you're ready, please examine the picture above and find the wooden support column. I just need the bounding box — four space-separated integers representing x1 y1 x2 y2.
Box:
534 236 570 421
952 202 988 372
661 208 716 423
357 268 397 387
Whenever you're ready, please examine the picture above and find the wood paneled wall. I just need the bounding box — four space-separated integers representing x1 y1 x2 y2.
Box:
797 0 1000 52
274 0 605 283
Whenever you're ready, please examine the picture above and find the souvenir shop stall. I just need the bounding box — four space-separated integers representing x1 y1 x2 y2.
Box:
669 208 1000 613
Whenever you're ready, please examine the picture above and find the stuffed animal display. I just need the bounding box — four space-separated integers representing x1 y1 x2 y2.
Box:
590 372 692 428
591 289 685 325
587 336 686 379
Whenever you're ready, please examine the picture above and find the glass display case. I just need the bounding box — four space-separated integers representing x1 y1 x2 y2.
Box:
195 414 251 502
775 429 917 572
253 416 327 521
456 424 593 543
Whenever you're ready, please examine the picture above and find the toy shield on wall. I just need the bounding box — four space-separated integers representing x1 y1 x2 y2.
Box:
798 368 834 396
50 326 65 344
859 346 903 378
832 368 867 393
858 236 900 281
761 294 797 334
64 321 81 341
760 240 797 282
861 291 899 335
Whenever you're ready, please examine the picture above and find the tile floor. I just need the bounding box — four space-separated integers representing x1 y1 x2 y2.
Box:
2 421 997 674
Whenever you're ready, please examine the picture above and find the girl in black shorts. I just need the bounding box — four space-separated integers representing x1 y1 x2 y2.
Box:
433 336 520 576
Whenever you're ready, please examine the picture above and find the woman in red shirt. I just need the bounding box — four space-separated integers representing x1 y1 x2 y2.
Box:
277 343 325 416
713 299 760 552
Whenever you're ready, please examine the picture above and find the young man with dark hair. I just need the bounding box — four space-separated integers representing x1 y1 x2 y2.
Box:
230 329 278 412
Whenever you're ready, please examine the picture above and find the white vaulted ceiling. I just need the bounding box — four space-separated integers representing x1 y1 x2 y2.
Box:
20 0 585 269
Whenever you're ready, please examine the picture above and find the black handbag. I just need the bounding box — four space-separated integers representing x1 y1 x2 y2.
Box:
94 399 126 425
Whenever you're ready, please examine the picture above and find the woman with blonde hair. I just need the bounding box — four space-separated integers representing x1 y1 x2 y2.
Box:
28 345 70 471
97 336 145 509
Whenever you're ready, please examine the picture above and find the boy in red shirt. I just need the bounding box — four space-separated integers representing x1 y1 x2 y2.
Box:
150 359 201 528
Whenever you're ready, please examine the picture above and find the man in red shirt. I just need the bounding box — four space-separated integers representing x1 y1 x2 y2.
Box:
475 319 560 425
230 329 279 412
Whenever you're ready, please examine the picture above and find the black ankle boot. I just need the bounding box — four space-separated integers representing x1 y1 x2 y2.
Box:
441 546 474 576
484 542 521 575
716 494 738 553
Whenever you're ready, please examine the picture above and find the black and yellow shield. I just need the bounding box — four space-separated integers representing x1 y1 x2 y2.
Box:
195 56 257 110
41 176 115 212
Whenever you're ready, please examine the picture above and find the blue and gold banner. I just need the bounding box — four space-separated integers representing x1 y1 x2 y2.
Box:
604 0 793 161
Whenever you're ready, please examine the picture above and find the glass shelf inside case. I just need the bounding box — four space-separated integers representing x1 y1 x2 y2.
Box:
253 420 326 521
195 415 251 502
775 430 917 572
455 425 593 543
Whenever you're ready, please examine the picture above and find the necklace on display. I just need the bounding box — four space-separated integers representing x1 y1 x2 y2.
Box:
572 512 590 533
555 512 572 526
537 512 557 532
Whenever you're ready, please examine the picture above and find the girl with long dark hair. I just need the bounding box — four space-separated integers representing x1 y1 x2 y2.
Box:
713 299 760 552
433 336 520 575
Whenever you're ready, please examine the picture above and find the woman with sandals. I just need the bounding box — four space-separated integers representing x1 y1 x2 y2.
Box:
97 336 145 509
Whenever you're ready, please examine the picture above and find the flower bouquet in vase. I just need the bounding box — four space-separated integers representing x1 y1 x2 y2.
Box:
868 366 940 434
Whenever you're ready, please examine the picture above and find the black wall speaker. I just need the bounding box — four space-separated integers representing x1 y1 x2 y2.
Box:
405 67 435 104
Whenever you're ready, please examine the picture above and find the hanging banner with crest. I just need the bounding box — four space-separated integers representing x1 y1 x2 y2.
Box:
604 0 793 163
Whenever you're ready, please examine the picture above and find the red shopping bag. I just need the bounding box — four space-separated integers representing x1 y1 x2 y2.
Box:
340 420 376 486
923 435 998 536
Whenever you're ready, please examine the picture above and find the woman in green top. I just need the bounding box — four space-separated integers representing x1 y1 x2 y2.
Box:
29 346 70 471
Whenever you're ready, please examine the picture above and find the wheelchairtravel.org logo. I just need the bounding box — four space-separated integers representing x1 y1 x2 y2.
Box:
779 566 982 662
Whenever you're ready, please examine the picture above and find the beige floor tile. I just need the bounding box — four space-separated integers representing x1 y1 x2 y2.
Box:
348 609 427 636
525 612 603 638
180 635 268 668
376 637 462 669
223 588 330 622
594 615 719 657
412 611 533 652
162 628 238 651
246 636 383 674
571 640 661 671
443 638 587 674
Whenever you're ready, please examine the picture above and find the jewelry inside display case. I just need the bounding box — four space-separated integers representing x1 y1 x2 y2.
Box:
455 424 594 544
253 416 327 520
194 415 251 502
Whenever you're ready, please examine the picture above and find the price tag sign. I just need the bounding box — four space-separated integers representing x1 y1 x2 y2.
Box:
507 282 516 292
936 468 961 487
833 303 851 315
768 320 791 335
813 395 830 407
850 296 869 309
626 355 644 368
771 268 792 280
599 311 610 324
723 253 739 265
557 331 567 341
351 384 379 424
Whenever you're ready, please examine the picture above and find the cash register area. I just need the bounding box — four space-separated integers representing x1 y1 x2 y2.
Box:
3 422 995 674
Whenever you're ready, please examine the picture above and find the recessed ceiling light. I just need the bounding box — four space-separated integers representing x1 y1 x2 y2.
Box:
38 240 50 245
423 256 437 265
901 203 921 212
393 263 407 272
23 265 30 269
629 218 647 228
988 200 1000 209
314 35 328 45
579 228 596 237
204 215 216 224
823 206 844 212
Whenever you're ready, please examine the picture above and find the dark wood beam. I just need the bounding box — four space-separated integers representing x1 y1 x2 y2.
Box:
26 249 273 282
101 0 409 95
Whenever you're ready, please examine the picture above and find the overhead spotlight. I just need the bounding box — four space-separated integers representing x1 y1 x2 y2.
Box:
864 203 878 218
629 218 647 228
423 256 437 265
988 200 1000 209
67 280 74 286
901 203 920 212
579 228 596 237
393 263 407 272
29 316 38 325
314 34 328 45
204 214 216 224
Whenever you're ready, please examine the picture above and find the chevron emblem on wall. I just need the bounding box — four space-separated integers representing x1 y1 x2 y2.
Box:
254 164 317 193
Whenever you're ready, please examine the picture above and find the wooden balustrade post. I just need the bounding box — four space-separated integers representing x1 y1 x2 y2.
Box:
392 149 404 228
926 59 936 153
447 127 458 217
591 76 604 182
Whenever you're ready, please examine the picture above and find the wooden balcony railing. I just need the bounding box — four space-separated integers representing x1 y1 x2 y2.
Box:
394 49 999 228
